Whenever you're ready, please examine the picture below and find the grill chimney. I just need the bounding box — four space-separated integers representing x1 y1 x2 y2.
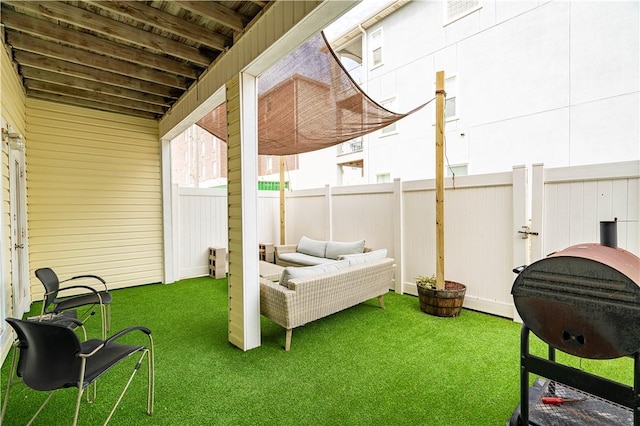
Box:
600 219 617 248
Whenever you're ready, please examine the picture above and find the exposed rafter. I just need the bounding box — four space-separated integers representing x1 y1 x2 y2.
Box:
0 1 271 119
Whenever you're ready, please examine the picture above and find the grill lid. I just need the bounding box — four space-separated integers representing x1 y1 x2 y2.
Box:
512 244 640 359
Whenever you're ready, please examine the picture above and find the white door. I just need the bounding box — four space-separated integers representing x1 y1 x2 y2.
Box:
10 146 29 317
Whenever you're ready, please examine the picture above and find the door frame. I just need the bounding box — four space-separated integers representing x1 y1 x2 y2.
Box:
9 144 29 316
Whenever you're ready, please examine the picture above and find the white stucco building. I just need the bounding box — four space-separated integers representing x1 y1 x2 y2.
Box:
269 0 639 190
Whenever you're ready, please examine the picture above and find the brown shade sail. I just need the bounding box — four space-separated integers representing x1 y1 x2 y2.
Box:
196 32 430 156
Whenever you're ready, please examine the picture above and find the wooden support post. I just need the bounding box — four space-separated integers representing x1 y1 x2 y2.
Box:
279 156 286 245
435 71 446 291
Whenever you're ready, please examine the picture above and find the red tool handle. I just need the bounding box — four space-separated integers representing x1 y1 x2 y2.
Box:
541 397 565 405
541 396 585 405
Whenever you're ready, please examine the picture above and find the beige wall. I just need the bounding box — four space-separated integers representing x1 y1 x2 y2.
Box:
1 43 27 357
26 99 163 299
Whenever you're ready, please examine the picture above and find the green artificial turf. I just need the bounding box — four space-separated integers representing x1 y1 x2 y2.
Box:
1 277 634 425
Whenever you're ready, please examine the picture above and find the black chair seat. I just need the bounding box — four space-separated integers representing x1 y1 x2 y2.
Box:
82 341 145 385
54 291 112 312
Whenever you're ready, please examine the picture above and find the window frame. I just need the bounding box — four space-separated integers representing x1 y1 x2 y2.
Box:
443 0 482 26
369 28 383 70
380 98 398 136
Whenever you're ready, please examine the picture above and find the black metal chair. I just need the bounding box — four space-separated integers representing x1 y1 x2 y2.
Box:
0 318 154 426
35 267 112 339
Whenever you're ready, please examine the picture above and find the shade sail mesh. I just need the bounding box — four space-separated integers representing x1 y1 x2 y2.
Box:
196 32 429 156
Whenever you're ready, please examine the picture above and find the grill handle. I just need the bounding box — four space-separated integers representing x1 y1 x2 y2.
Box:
512 265 526 274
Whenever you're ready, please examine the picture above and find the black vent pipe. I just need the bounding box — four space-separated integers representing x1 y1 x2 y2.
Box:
600 219 618 248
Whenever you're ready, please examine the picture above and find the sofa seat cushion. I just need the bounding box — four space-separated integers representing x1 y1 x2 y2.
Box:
278 252 336 266
279 260 350 288
325 240 366 260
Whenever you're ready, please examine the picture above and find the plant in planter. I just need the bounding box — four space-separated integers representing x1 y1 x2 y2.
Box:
415 274 466 317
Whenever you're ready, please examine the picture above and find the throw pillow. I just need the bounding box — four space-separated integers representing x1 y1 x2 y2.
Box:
325 240 366 260
296 236 328 258
338 249 388 266
279 261 350 288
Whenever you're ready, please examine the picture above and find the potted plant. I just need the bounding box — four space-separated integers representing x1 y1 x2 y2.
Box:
416 274 466 317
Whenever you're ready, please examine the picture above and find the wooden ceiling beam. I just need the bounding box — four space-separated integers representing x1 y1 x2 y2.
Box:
1 8 202 78
6 30 190 89
4 0 212 66
21 67 172 107
176 1 246 33
14 50 182 99
24 79 167 114
26 89 159 119
89 1 229 52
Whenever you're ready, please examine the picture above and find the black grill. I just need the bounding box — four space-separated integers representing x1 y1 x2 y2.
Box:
512 243 640 359
509 221 640 425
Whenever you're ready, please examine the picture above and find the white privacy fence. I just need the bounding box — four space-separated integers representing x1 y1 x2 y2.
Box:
175 187 280 278
174 161 639 319
531 161 639 261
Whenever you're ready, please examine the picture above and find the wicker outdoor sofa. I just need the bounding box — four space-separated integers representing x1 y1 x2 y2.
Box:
260 253 394 351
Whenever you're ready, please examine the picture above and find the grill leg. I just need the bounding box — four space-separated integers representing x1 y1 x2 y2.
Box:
635 352 639 426
520 325 530 425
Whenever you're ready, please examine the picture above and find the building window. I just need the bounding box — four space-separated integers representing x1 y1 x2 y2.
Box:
433 75 458 123
446 164 468 177
445 0 481 25
445 75 458 121
376 173 391 183
370 29 383 68
381 99 397 135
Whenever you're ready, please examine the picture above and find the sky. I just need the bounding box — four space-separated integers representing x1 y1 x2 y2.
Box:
323 0 397 41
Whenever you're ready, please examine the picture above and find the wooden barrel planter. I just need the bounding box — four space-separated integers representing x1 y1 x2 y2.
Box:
417 280 467 317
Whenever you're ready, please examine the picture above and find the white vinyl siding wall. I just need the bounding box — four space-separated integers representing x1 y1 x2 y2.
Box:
26 99 162 299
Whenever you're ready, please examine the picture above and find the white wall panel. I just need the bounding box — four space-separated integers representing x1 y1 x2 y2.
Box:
570 0 639 104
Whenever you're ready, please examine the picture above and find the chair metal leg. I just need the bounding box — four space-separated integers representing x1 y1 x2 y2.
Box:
103 349 151 425
26 391 57 426
74 359 89 426
0 347 20 423
106 304 111 333
147 335 155 415
100 304 107 339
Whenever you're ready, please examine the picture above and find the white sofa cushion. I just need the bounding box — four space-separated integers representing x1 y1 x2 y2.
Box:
325 240 366 260
338 249 388 266
279 260 350 288
296 236 327 258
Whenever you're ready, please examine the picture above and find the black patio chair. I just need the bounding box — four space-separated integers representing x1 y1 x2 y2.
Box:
35 267 112 338
0 317 154 426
